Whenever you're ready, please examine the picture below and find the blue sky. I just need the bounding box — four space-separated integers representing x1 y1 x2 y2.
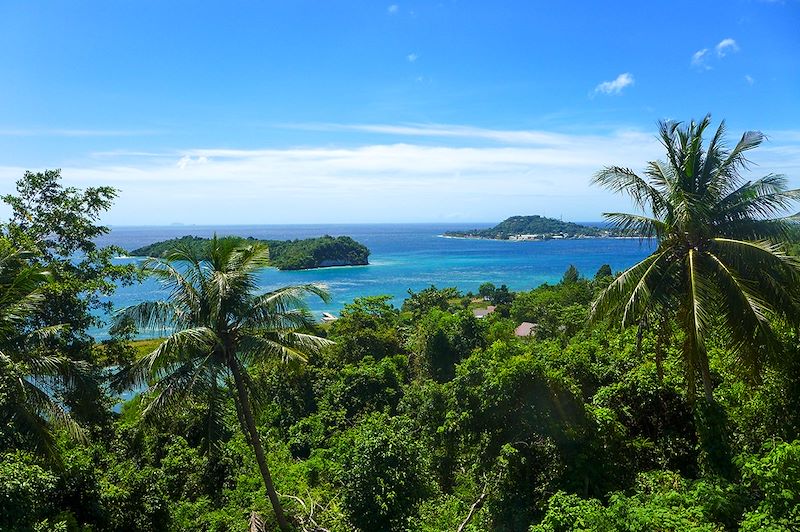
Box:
1 0 799 224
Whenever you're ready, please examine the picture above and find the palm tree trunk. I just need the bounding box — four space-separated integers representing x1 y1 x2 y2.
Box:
655 317 668 386
229 359 290 532
699 353 714 402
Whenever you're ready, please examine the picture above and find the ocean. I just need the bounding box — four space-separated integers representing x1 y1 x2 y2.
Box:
93 223 656 339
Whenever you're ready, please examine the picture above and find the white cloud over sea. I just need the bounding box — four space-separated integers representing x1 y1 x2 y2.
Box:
1 124 798 225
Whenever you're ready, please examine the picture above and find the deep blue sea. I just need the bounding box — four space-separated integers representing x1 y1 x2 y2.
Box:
93 224 656 339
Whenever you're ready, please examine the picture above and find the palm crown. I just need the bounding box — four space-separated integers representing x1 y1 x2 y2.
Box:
0 241 86 459
592 116 800 401
113 236 331 530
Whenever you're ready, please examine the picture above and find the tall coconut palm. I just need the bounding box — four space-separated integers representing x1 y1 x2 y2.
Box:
113 236 331 531
0 239 86 459
591 115 800 402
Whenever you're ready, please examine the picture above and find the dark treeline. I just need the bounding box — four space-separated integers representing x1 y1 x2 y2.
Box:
130 234 370 270
2 117 800 531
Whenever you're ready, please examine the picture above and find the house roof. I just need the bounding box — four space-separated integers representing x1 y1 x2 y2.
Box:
514 322 537 336
473 305 496 318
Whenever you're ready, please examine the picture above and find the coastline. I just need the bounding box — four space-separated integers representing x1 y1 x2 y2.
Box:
438 234 647 242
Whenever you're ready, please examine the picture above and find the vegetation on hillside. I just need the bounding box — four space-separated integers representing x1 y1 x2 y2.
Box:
130 235 370 270
444 215 610 239
2 117 800 531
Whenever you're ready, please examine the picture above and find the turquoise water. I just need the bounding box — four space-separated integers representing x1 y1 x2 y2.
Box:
94 224 656 339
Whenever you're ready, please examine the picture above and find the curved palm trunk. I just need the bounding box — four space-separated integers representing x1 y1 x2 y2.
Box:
229 359 290 532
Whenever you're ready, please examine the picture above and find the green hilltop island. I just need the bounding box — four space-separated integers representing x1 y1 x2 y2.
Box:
444 215 631 240
129 234 370 270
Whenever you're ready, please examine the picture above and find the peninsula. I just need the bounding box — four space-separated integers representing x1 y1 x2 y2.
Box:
444 215 622 240
129 235 370 270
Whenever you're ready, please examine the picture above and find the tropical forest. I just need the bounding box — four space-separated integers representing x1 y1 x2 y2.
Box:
2 118 800 532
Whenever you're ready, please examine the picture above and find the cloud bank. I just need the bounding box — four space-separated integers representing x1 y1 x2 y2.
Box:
1 124 797 225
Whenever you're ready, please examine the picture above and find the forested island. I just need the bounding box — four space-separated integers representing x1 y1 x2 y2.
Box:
444 215 623 240
130 234 370 270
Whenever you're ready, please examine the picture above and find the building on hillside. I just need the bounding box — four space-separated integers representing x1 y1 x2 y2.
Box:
473 306 496 319
514 322 537 337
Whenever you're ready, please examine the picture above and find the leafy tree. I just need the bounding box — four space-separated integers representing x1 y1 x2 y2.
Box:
479 282 497 300
739 440 800 530
0 240 87 459
1 170 137 427
592 116 800 401
562 265 580 284
113 237 331 531
409 308 485 381
402 285 461 319
0 451 60 530
338 413 431 531
1 169 137 351
594 264 613 281
327 295 404 364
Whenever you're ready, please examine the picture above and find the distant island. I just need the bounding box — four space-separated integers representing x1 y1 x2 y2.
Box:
444 215 626 241
129 235 370 270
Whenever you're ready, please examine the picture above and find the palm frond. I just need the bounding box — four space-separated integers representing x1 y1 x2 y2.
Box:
593 166 667 215
591 252 665 325
602 212 666 240
112 326 219 391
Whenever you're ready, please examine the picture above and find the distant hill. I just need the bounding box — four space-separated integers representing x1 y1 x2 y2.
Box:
129 235 370 270
444 215 615 240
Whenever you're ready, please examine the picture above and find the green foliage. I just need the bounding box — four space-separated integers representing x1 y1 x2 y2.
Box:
594 264 613 280
593 364 698 477
338 413 432 531
592 115 800 401
511 276 593 341
739 440 800 530
532 471 747 532
3 166 800 532
327 295 404 364
130 234 370 270
402 285 462 319
477 282 513 306
446 215 608 239
1 169 137 347
0 451 59 530
409 308 485 381
562 264 580 284
268 235 369 270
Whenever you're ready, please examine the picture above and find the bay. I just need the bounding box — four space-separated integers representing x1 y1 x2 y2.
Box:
93 223 656 339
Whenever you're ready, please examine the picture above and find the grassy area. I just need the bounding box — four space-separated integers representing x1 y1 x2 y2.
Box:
129 338 164 359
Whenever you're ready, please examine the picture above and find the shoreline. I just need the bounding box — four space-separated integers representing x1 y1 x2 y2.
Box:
438 234 648 242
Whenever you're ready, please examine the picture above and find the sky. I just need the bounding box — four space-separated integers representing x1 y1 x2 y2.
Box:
1 0 799 225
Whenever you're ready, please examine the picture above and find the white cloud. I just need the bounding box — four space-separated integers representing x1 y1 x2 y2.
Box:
715 38 739 57
745 74 755 85
691 49 711 70
0 126 664 224
407 53 418 63
290 122 580 146
593 73 634 95
177 155 209 169
5 124 797 225
692 39 739 70
387 4 399 14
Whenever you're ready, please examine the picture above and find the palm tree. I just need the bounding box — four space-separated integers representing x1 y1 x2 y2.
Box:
591 115 800 402
0 239 86 459
113 236 331 531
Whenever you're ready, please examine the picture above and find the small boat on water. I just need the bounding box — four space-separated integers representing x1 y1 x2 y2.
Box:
321 312 338 322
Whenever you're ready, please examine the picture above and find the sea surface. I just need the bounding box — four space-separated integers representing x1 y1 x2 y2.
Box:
93 223 656 339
